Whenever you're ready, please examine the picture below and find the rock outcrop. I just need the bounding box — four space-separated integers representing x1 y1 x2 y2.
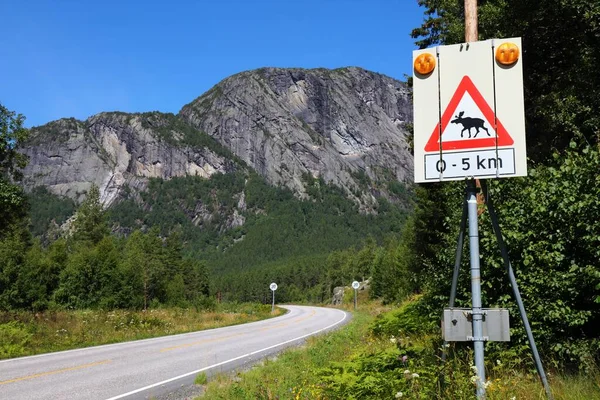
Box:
20 67 413 211
22 113 236 205
332 286 345 305
180 67 413 208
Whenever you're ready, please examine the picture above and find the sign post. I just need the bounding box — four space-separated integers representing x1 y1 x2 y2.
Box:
269 282 277 312
412 19 552 397
351 281 360 310
413 34 526 399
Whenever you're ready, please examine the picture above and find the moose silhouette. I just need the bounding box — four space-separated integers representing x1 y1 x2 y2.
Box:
451 111 490 138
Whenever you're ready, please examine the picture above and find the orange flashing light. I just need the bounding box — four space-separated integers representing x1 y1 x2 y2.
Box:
495 42 520 65
414 53 436 75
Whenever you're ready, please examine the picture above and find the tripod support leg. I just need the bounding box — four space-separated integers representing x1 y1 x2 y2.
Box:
449 195 469 309
440 191 469 394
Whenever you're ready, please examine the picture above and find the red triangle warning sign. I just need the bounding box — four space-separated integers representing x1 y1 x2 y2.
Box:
424 75 514 152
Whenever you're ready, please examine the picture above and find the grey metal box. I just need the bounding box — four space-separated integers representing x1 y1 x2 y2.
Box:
442 308 510 342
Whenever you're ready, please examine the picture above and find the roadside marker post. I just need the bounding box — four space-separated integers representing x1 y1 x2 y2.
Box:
270 283 277 313
351 281 360 310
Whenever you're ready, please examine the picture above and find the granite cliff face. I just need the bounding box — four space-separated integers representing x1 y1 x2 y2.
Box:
180 67 413 207
21 67 413 210
22 113 236 206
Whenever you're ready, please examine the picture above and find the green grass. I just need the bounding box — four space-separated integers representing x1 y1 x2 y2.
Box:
0 303 282 359
195 372 208 385
200 303 387 399
197 299 600 399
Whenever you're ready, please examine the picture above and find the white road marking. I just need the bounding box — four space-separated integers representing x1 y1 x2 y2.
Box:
104 308 348 400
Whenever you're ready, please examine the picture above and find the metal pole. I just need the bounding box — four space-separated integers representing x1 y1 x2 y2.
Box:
354 289 357 311
464 3 485 396
481 181 554 399
466 179 486 398
271 290 275 313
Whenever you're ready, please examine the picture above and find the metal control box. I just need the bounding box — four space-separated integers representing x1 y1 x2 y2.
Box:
442 308 510 342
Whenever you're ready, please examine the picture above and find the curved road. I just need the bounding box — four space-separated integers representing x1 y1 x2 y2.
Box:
0 305 349 400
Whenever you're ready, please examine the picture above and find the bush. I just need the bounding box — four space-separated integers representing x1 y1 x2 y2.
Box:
0 321 32 358
371 297 437 337
194 295 217 312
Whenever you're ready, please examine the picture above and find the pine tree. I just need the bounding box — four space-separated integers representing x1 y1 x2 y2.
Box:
72 184 109 244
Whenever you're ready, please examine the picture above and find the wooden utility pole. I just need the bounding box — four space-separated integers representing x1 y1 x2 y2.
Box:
465 0 478 42
465 0 486 209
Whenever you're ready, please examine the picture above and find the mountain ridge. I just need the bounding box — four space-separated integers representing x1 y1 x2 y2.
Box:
21 66 413 213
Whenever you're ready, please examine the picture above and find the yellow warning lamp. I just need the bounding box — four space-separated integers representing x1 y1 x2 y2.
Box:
414 53 436 75
495 42 520 65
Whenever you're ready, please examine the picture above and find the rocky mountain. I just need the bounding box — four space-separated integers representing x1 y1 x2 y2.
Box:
20 67 413 211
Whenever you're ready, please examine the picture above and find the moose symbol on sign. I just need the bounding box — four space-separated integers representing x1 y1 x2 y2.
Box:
451 111 491 138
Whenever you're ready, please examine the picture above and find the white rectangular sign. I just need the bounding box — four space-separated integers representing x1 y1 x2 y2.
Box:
424 149 515 180
412 38 527 183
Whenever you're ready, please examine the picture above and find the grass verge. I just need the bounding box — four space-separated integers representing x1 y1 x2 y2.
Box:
0 303 282 359
199 302 389 399
198 298 600 399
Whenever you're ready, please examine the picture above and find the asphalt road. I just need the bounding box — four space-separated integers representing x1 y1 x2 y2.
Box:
0 305 349 400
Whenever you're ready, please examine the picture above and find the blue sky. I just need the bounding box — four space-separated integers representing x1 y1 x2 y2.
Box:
1 0 426 127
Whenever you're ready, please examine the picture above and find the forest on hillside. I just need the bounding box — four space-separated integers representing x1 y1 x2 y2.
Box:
0 120 413 311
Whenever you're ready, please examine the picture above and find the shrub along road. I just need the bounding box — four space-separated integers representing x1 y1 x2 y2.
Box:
0 305 349 400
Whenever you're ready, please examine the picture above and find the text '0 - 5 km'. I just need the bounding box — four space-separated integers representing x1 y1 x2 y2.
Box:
424 149 516 180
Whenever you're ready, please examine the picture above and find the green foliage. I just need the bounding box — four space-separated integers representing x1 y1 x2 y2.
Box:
0 321 31 358
106 171 410 304
195 372 208 385
0 225 31 310
317 300 589 400
27 186 75 238
370 221 419 304
55 237 121 309
0 103 29 181
213 254 330 304
138 112 240 162
53 229 211 310
71 184 109 244
0 178 28 233
408 144 600 370
0 103 29 235
371 297 437 337
0 186 211 311
316 302 451 399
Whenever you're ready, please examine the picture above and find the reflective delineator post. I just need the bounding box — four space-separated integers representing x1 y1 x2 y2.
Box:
271 290 275 313
269 283 277 313
467 179 486 398
351 281 360 310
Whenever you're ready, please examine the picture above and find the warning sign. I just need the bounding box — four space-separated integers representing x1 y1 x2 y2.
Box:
412 38 527 183
425 76 513 152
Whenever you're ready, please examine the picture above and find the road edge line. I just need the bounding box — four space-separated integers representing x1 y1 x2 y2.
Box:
104 307 348 400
